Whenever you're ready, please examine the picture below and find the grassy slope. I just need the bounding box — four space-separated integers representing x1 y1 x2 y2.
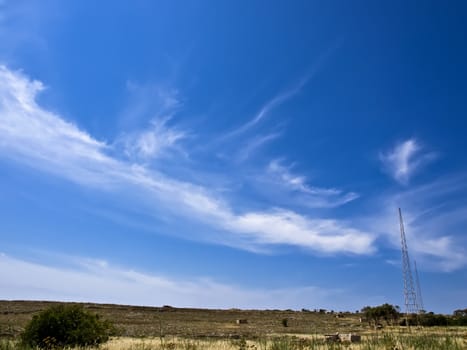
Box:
0 300 368 338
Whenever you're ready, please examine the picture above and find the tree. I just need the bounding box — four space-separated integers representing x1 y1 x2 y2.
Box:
21 304 113 349
418 312 448 327
452 308 467 326
362 303 400 327
453 308 467 317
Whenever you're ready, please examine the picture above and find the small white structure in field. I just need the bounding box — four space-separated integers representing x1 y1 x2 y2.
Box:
338 333 361 343
325 333 361 343
236 319 248 324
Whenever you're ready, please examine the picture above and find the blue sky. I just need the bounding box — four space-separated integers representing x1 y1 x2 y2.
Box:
0 0 466 313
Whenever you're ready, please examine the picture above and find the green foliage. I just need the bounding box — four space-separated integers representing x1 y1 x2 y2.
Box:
452 308 467 326
453 308 467 317
398 311 467 327
418 312 449 327
453 315 467 326
20 304 113 348
361 303 400 326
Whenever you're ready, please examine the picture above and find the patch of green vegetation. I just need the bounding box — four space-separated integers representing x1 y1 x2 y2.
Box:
20 304 113 349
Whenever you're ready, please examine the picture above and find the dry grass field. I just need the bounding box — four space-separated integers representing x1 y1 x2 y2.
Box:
101 332 467 350
1 333 466 350
0 301 367 338
1 301 466 349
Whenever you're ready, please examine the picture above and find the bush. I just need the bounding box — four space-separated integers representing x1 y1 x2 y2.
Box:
419 313 449 327
21 304 113 348
452 315 467 326
362 303 400 326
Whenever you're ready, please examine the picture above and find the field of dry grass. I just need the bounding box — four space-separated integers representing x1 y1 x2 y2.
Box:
1 332 466 350
0 301 367 338
98 330 466 350
1 301 466 349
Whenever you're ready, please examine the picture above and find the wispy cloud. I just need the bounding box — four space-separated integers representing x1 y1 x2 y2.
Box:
263 160 359 208
207 43 341 167
235 132 281 163
223 42 341 140
379 138 437 185
222 76 308 141
119 81 181 129
0 65 375 255
0 252 352 310
118 116 188 161
0 65 117 187
366 175 467 271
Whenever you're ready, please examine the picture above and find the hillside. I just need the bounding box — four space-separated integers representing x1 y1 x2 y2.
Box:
0 300 367 339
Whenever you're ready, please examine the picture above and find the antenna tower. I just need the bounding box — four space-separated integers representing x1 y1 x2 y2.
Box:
398 208 419 316
414 260 424 312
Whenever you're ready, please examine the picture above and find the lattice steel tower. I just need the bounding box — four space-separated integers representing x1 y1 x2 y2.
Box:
398 208 419 315
414 260 424 312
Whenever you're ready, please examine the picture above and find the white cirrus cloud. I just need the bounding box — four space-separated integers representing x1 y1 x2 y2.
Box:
221 75 308 141
119 80 181 129
379 138 437 185
234 132 281 163
118 116 188 161
366 175 467 272
221 42 341 140
0 65 375 255
263 160 359 208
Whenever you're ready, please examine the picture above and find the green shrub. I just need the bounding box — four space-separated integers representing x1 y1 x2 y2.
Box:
20 304 113 348
419 313 449 326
